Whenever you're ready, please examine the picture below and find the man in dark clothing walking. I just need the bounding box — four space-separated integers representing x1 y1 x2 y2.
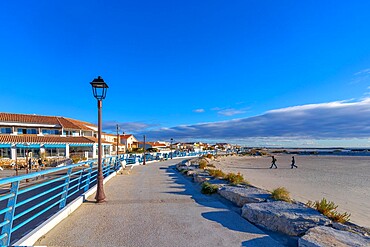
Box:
270 156 277 169
291 156 298 169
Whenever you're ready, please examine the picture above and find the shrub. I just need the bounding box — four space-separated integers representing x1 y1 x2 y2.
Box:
201 182 218 194
225 172 244 185
208 169 226 178
271 187 291 202
306 198 351 223
198 159 208 169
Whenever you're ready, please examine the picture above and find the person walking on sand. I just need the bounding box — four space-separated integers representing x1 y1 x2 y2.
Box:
270 156 277 169
291 156 297 169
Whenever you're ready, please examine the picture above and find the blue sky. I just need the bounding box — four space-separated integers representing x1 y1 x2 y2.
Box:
1 1 370 147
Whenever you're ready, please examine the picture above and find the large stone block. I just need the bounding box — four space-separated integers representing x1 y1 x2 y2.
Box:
218 186 270 207
299 226 370 247
242 201 331 236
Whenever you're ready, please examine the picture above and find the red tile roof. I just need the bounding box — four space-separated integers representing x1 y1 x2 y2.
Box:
0 112 96 131
0 112 60 125
119 134 133 140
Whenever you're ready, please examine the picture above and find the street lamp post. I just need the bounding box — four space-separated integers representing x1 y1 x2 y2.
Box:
143 135 146 165
170 138 173 159
90 76 109 203
116 124 120 156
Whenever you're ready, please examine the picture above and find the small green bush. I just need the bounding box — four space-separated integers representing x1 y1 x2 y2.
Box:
201 182 218 194
199 159 208 169
225 172 244 185
271 187 291 202
306 198 351 223
208 169 226 178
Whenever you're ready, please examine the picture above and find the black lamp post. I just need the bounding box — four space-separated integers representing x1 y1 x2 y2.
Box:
170 138 173 159
90 76 109 203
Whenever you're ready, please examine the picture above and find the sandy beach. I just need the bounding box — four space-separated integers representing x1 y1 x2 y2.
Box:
212 154 370 228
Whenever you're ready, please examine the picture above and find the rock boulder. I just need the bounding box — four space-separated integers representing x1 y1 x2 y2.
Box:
218 186 270 207
242 201 331 236
299 226 370 247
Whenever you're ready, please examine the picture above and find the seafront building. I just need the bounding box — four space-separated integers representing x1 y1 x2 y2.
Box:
0 112 121 160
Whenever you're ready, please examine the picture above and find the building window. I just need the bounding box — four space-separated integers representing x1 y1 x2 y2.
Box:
63 130 77 136
17 128 37 134
16 148 40 158
42 129 60 135
0 148 11 158
0 128 12 134
45 148 65 157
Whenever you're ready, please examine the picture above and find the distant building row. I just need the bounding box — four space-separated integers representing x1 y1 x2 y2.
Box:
0 112 235 161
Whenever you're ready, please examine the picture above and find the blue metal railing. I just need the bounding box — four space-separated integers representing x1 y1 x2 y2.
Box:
0 151 215 245
0 156 121 246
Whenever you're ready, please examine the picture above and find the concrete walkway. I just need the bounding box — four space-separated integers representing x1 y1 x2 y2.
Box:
36 159 284 247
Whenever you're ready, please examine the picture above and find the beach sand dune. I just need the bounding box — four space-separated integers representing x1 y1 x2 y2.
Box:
213 154 370 228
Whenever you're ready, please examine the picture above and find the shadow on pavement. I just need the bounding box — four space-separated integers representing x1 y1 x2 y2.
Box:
163 165 295 246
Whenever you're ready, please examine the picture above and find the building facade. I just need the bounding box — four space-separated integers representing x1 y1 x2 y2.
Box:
0 112 112 160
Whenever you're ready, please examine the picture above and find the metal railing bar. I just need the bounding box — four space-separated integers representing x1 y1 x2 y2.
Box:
13 191 63 221
18 175 68 195
0 233 7 241
0 162 93 185
0 207 12 216
12 198 63 233
0 220 9 228
66 189 80 199
66 183 79 193
0 193 15 203
16 183 65 208
68 176 82 184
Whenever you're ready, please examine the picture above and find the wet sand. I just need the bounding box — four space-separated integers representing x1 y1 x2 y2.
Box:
212 154 370 228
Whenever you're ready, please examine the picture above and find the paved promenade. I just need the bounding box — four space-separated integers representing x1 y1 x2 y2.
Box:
36 159 283 247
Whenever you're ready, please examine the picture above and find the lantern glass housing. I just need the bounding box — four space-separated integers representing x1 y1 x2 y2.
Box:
90 76 109 100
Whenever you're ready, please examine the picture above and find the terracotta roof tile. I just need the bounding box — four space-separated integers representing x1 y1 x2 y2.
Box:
0 112 96 131
62 118 96 130
0 112 59 125
119 134 133 140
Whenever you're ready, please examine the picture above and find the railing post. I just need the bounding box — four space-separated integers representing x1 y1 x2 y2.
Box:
84 162 94 192
77 166 84 191
59 168 72 209
1 181 20 246
108 157 113 174
115 156 119 171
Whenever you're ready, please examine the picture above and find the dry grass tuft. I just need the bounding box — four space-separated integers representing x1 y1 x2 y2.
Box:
201 182 218 194
225 172 245 185
198 159 208 169
208 169 226 178
271 187 291 202
306 198 351 223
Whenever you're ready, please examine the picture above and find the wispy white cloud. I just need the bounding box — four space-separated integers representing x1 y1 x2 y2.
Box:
217 108 246 116
193 109 205 113
142 98 370 141
103 121 159 134
354 68 370 76
351 68 370 85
